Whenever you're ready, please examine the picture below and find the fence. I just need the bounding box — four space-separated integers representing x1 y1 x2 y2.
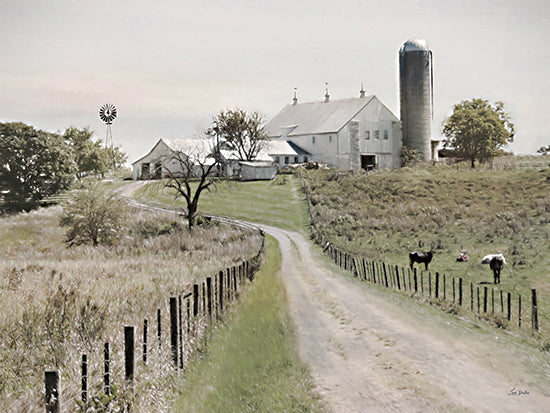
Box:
45 242 264 413
323 243 541 334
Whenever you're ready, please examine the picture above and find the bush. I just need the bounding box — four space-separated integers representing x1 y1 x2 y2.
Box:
59 183 128 246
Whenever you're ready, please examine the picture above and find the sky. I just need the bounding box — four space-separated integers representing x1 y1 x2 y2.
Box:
1 0 548 164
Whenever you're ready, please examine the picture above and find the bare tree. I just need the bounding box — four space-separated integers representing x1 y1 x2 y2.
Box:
163 138 219 229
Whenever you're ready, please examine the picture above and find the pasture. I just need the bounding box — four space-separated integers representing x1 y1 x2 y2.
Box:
0 205 262 411
301 157 550 342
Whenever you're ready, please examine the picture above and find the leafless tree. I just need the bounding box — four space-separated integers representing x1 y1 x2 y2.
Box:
163 138 219 229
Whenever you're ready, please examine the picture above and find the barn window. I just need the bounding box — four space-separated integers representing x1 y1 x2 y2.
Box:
274 156 280 164
329 135 332 143
304 156 308 162
383 130 389 140
365 130 370 140
285 156 289 164
294 156 299 163
312 136 316 144
374 130 380 140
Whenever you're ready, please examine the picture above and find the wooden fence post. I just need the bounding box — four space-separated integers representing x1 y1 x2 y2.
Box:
193 284 199 318
518 294 522 328
178 295 183 369
477 286 480 313
414 268 418 293
124 326 135 397
104 343 110 396
435 273 439 299
395 265 401 290
459 278 463 306
143 319 148 365
218 271 224 316
207 277 213 323
170 297 178 368
507 292 511 321
81 354 87 404
532 289 539 333
483 287 488 313
470 283 474 311
45 370 60 413
157 309 162 349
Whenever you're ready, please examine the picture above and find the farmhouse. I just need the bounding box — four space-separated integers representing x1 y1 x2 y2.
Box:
132 138 284 181
264 90 403 170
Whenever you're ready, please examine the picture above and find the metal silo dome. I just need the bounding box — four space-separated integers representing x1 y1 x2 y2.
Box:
399 38 433 162
399 38 430 54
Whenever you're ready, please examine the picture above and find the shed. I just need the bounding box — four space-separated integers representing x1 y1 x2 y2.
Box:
238 161 277 181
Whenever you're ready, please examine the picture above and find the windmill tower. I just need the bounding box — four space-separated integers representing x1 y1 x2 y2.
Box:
99 103 117 169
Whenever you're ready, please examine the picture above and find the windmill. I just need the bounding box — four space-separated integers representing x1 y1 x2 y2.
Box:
99 103 117 169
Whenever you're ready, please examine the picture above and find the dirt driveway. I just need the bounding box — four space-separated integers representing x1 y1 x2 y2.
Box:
263 225 550 413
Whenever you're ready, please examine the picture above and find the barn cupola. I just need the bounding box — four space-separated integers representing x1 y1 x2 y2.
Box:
324 82 330 103
359 83 366 98
292 88 298 105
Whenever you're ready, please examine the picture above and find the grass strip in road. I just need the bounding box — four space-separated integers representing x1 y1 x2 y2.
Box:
172 235 327 412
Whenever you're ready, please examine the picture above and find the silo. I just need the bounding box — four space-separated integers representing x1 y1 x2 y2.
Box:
399 38 433 161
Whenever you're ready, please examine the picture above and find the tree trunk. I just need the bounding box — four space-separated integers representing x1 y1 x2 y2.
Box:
187 202 197 230
470 157 476 168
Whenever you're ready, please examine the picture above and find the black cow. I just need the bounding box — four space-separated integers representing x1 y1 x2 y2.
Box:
409 251 435 271
489 255 505 284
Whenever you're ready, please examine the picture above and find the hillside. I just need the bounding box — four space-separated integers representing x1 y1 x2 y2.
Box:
302 159 550 338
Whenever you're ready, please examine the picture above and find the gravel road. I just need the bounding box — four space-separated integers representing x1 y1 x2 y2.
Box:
263 224 550 413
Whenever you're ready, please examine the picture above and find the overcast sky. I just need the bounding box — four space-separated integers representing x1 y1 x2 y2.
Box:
1 0 548 163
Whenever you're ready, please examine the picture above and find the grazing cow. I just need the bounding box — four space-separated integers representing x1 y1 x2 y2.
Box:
489 255 505 284
409 251 435 271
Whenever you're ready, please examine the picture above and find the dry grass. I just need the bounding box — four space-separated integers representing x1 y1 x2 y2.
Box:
0 205 261 411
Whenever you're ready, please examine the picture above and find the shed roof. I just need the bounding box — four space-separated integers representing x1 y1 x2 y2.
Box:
265 96 387 138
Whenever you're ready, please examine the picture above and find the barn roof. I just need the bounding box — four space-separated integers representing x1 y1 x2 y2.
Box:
264 96 394 138
132 138 215 165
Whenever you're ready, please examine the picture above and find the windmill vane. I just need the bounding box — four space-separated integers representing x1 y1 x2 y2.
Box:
99 103 117 124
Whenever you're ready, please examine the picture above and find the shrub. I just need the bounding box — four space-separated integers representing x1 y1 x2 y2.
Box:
59 183 128 246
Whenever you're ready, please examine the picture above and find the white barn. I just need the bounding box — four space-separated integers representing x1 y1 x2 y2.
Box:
264 93 402 170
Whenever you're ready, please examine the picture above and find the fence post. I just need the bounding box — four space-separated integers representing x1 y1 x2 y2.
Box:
45 370 60 413
218 271 224 316
470 283 474 311
157 308 162 349
443 274 446 300
413 268 418 293
435 273 439 299
79 354 87 405
178 295 183 369
518 294 522 328
477 286 480 313
507 292 511 321
104 343 110 396
491 289 494 314
170 297 178 368
458 278 463 306
124 325 135 402
532 289 539 333
207 277 213 323
143 319 148 365
483 287 488 313
383 263 388 288
193 284 199 318
395 266 401 290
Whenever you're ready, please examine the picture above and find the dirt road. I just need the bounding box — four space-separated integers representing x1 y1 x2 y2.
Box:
263 225 550 413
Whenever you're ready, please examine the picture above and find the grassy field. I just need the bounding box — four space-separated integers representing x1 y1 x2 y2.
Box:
172 236 327 412
0 204 262 411
133 176 310 232
301 157 550 340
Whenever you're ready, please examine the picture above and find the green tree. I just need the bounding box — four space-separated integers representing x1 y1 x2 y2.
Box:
63 127 128 177
59 183 128 246
208 108 270 161
0 122 76 204
63 127 108 178
442 99 515 168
